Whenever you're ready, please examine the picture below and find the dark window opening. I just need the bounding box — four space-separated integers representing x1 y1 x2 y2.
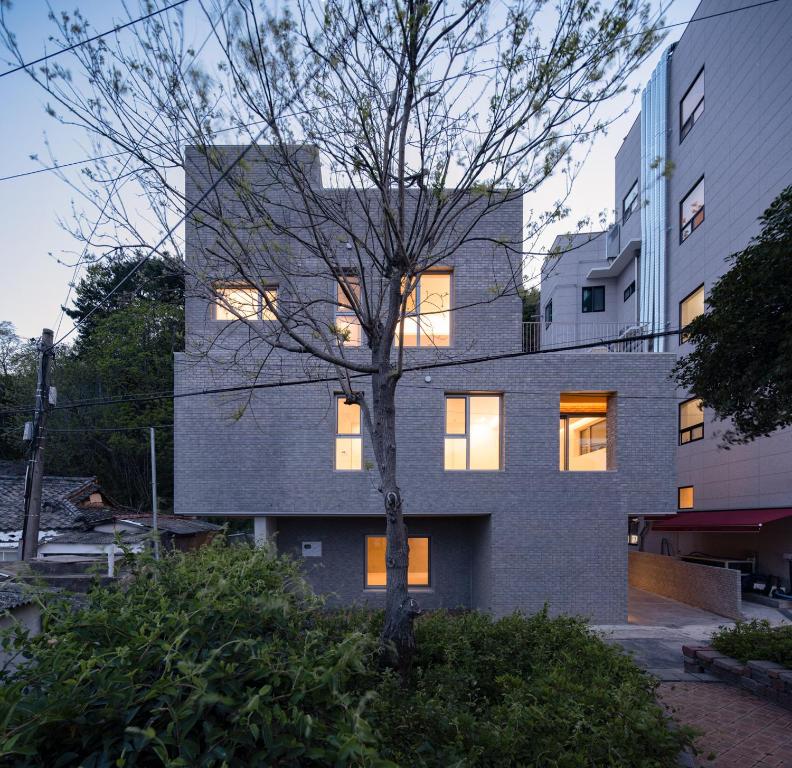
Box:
624 281 635 302
582 286 605 313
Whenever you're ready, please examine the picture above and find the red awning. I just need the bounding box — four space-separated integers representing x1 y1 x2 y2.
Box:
652 508 792 533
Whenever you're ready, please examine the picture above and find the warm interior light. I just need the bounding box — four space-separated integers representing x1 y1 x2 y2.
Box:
366 536 429 587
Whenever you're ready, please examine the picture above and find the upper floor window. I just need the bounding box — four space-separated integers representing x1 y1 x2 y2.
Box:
678 486 694 509
559 394 609 471
582 286 605 313
628 517 641 546
398 271 451 347
680 178 704 243
679 398 704 445
624 281 635 302
622 181 639 223
335 275 361 346
335 397 362 470
444 394 502 471
365 535 429 588
213 283 277 321
544 299 553 327
680 68 704 142
679 284 705 343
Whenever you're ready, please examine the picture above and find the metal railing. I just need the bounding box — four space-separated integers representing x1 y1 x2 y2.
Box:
522 321 650 353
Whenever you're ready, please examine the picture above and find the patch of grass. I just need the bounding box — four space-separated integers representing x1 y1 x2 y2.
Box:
711 619 792 668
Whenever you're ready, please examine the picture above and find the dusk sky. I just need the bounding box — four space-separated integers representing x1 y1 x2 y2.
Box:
0 0 700 340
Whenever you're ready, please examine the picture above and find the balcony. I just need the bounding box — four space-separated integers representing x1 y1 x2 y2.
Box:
522 321 650 353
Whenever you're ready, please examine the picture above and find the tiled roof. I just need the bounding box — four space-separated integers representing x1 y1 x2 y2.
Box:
0 584 34 611
118 515 222 535
0 475 100 531
46 530 149 545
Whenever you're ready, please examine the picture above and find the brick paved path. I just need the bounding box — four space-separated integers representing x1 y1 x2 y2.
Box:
658 681 792 767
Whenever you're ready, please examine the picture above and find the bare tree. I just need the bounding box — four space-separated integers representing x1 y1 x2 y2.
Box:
1 0 660 669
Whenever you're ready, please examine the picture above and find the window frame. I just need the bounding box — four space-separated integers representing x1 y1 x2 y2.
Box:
544 299 553 328
334 395 363 471
679 283 705 344
211 282 278 322
444 393 503 472
581 285 606 313
559 413 608 471
364 534 431 589
679 67 705 143
623 281 636 302
678 486 695 510
680 176 705 244
335 273 362 347
622 180 639 224
678 398 704 445
399 269 453 348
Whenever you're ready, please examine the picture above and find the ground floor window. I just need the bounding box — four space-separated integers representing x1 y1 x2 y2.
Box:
559 393 609 471
365 535 430 588
0 549 19 562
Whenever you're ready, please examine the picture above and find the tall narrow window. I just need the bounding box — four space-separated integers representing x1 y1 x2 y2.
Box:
582 286 605 313
365 535 430 588
213 283 278 321
678 486 695 509
680 68 704 142
679 285 705 343
680 178 705 243
624 281 636 302
622 181 638 223
335 397 362 470
335 275 361 346
679 398 704 444
444 394 502 470
560 394 609 471
398 271 451 347
544 299 553 327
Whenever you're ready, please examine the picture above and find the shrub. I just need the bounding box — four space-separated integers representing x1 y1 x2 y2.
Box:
0 545 690 767
711 619 792 668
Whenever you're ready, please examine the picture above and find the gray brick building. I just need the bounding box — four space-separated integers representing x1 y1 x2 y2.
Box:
175 144 677 623
539 0 792 587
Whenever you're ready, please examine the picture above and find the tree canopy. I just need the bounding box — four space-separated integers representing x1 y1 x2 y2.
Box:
674 185 792 444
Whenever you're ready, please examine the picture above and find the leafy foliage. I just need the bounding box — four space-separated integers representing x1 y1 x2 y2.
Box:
0 545 690 767
711 619 792 669
674 186 792 444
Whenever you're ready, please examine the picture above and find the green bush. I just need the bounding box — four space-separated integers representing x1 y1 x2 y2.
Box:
711 619 792 668
0 544 690 767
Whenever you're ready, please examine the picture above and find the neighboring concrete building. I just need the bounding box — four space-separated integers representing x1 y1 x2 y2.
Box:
539 0 792 588
175 147 678 622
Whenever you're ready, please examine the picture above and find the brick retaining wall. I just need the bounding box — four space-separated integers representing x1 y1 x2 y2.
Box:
628 551 742 619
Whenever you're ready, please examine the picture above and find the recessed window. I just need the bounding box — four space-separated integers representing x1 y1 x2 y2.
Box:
365 535 429 588
680 178 705 243
582 286 605 313
624 281 635 302
680 68 704 142
335 397 362 470
398 271 451 347
335 275 361 346
623 181 639 223
213 283 277 321
544 299 553 327
679 398 704 445
560 394 609 471
628 517 641 546
444 394 502 471
679 285 705 343
678 486 694 509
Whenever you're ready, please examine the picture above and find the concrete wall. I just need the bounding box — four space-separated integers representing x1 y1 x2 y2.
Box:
628 550 742 619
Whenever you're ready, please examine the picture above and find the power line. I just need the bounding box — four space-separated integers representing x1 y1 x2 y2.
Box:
0 0 191 79
0 0 781 183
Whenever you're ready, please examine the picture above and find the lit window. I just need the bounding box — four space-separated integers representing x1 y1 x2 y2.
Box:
680 178 704 243
678 486 694 509
365 535 429 588
582 286 605 313
444 394 501 470
335 275 361 346
623 181 638 223
680 68 704 142
335 397 362 470
628 517 641 546
398 272 451 347
213 283 277 321
624 281 635 302
544 299 553 327
679 398 704 444
560 394 609 471
679 285 705 343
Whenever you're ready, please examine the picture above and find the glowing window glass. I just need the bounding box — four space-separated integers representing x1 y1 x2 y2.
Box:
444 395 501 470
365 536 429 588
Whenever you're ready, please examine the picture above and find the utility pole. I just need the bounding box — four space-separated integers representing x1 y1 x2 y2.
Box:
21 328 55 560
150 426 160 560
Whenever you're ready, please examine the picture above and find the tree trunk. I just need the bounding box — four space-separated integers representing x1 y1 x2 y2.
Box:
370 368 418 676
